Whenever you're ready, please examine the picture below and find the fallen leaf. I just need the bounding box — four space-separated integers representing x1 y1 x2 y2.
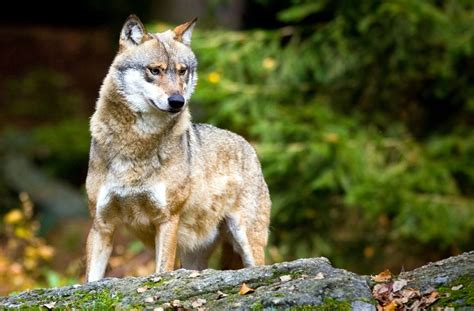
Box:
279 275 292 282
373 283 390 295
43 302 56 309
144 296 155 303
314 272 325 280
191 298 207 308
239 283 255 295
383 300 397 311
137 286 148 293
423 291 439 305
371 269 393 282
400 288 420 299
372 283 392 304
189 271 201 278
451 284 463 291
171 299 181 307
392 279 408 292
216 290 228 299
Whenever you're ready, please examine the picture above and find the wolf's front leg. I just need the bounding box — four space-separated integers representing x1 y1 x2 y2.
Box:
85 221 115 282
154 214 180 273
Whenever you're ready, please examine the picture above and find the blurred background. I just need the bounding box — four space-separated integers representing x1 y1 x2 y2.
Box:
0 0 473 295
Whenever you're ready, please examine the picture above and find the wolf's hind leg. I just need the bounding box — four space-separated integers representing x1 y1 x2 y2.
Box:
224 215 256 267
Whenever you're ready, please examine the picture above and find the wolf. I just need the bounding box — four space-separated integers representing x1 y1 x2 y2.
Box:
85 15 271 282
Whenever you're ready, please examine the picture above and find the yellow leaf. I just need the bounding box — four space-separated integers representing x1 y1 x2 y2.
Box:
38 245 55 260
239 282 255 295
4 209 23 224
262 57 277 70
14 227 32 239
207 72 221 84
25 246 38 259
383 300 397 311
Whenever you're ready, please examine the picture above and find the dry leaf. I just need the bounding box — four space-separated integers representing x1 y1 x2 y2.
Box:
373 283 390 295
371 269 393 282
43 302 56 309
314 272 325 280
400 288 420 299
239 283 255 295
216 290 228 299
392 279 407 292
189 271 201 278
423 291 439 305
383 300 397 311
191 298 207 308
144 296 155 303
279 275 292 282
137 286 148 293
171 299 181 307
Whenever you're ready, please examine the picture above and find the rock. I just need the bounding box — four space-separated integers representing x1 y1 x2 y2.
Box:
1 252 473 310
399 251 474 292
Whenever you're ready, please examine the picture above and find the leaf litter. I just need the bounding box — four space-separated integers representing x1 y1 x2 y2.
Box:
372 273 440 310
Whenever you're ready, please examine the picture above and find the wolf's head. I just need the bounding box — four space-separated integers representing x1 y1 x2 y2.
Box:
108 15 198 115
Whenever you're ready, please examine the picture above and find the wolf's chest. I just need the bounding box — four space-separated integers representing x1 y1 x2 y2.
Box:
96 153 168 226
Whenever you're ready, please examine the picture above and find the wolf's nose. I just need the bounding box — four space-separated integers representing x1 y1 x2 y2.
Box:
168 94 185 109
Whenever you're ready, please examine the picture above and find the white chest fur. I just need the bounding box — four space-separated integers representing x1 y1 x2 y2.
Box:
96 154 168 226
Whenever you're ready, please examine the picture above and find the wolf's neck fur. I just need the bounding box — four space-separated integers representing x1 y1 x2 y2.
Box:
91 77 191 161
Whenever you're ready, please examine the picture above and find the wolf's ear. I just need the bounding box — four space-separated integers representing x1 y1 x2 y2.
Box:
173 17 197 46
120 15 148 48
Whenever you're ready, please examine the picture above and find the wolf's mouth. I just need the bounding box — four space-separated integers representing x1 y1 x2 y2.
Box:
147 98 181 114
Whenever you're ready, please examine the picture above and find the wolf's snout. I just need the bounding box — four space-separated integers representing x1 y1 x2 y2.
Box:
168 94 185 110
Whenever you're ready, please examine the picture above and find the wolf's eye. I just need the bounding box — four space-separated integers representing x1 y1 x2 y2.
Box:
148 67 161 76
178 67 187 76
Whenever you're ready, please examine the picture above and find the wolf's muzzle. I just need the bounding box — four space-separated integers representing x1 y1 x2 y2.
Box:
168 94 185 111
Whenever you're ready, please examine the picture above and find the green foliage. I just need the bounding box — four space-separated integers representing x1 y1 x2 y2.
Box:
3 69 84 121
183 0 474 271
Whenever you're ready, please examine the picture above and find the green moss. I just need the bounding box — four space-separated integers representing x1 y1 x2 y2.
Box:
313 298 351 311
251 301 264 311
434 275 474 307
143 278 166 288
68 288 123 309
